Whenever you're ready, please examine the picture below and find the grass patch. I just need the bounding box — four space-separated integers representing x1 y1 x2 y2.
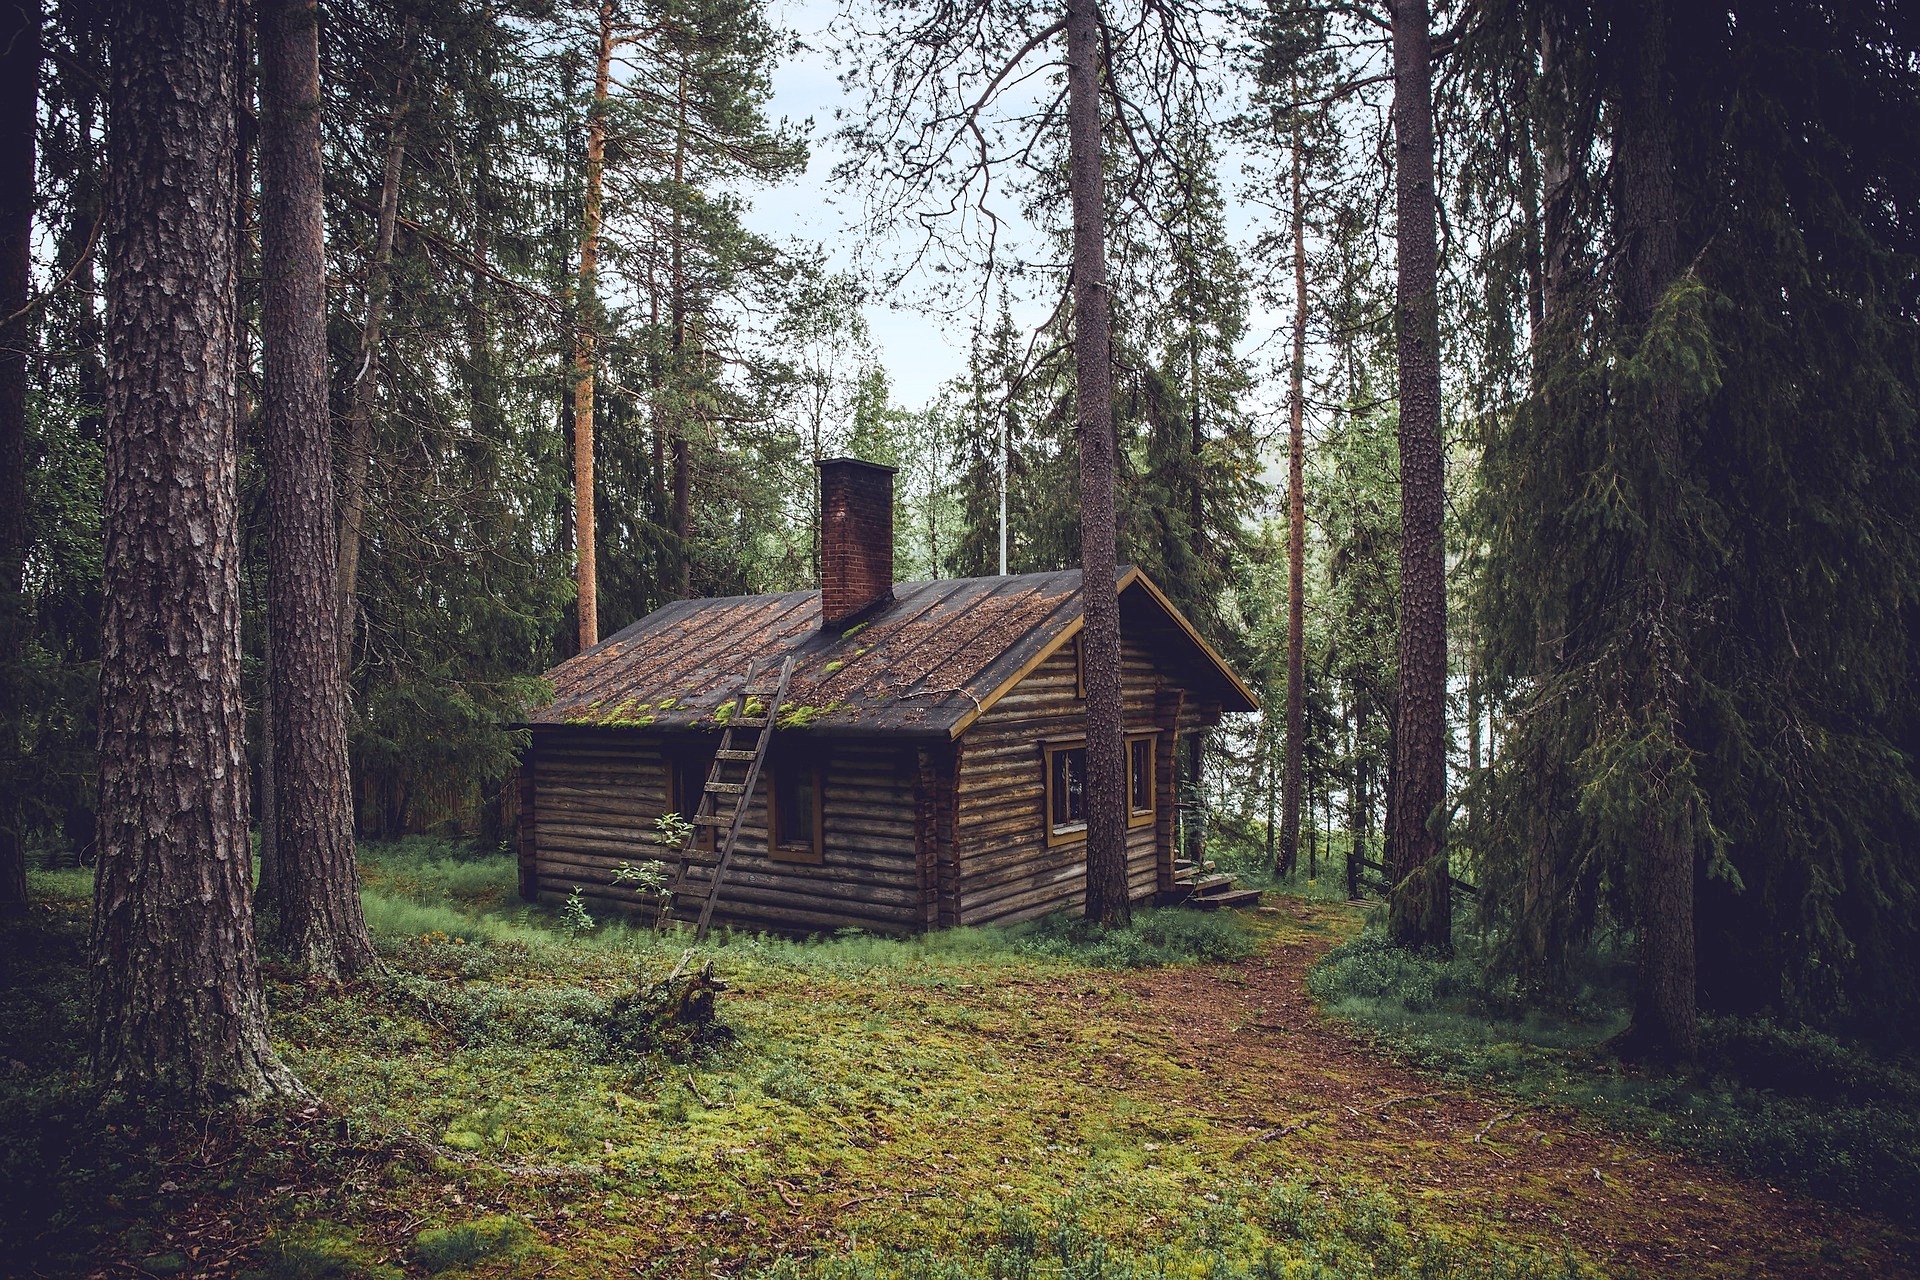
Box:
242 1225 403 1280
1010 907 1257 968
1308 928 1920 1226
413 1215 538 1273
759 1181 1597 1280
10 836 1895 1277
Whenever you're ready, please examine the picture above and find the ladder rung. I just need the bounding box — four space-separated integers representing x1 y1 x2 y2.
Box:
739 686 781 696
728 716 768 729
706 782 745 795
691 814 734 827
715 749 757 761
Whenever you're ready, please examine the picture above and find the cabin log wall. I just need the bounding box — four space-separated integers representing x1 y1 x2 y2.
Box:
525 727 924 935
950 639 1223 926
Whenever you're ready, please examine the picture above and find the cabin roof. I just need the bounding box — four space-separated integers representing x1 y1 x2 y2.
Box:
527 566 1258 739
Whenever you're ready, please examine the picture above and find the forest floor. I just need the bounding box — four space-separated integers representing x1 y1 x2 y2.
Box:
3 851 1915 1279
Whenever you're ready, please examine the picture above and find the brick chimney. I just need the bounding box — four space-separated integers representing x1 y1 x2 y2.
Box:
819 457 895 629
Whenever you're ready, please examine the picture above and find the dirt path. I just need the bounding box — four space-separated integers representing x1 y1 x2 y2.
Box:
1104 901 1913 1279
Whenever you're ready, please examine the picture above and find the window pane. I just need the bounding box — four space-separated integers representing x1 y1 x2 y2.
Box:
1066 748 1085 823
1130 739 1153 813
1051 750 1070 827
778 769 815 848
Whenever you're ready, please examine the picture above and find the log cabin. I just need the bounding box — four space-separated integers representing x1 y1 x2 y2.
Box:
514 457 1259 934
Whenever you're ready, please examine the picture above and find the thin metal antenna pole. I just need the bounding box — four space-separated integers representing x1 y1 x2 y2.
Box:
998 403 1008 576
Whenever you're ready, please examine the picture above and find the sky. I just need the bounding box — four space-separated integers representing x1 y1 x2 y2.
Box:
737 1 975 409
735 1 1300 433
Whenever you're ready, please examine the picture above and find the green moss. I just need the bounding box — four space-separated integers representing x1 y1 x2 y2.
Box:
241 1226 401 1280
822 661 845 675
776 701 849 730
413 1216 536 1273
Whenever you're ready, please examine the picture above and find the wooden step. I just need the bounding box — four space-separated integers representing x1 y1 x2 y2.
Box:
706 781 746 795
727 716 769 729
691 814 736 828
1189 873 1234 895
1193 887 1263 911
715 749 757 762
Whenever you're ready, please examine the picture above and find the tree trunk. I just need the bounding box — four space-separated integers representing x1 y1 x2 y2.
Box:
92 0 301 1105
1279 119 1308 880
669 62 692 600
1519 14 1571 980
334 27 414 669
0 0 40 917
257 0 373 979
1614 0 1695 1063
258 637 279 900
1064 0 1127 927
1385 0 1451 952
573 0 613 643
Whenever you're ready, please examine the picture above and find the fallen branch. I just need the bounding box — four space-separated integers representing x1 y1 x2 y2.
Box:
685 1073 715 1108
1231 1114 1320 1158
1473 1111 1516 1143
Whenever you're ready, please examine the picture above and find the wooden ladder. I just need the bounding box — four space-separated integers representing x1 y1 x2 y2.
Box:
667 656 795 942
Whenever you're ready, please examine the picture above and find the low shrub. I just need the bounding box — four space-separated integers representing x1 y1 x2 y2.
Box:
1307 926 1920 1225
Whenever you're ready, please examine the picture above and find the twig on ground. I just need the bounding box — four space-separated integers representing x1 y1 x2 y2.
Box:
1474 1110 1516 1143
685 1073 714 1107
1231 1114 1320 1157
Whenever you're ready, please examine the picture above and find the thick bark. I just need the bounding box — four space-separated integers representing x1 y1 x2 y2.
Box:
574 0 613 642
0 0 40 917
1385 0 1451 951
1279 122 1308 880
257 0 373 978
334 30 413 668
92 0 300 1104
1613 0 1695 1062
1064 0 1127 926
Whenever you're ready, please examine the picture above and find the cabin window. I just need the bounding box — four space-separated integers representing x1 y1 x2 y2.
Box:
1127 733 1157 828
1044 742 1088 844
768 759 826 865
1045 735 1154 843
665 748 715 850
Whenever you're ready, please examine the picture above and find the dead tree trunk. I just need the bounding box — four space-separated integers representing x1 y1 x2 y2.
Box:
92 0 301 1104
1064 0 1128 926
1385 0 1452 952
257 0 373 978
